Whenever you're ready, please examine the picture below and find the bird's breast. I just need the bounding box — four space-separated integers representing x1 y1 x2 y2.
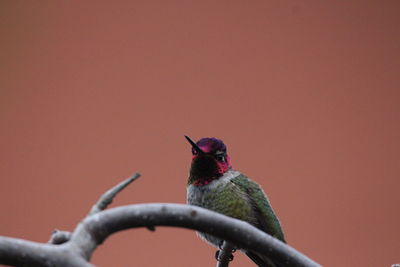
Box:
186 170 254 222
187 169 240 206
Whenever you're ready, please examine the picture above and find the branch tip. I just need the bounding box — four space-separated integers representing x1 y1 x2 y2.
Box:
48 230 72 245
89 172 141 215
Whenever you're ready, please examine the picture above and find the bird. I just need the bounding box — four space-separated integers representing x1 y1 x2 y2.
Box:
185 135 285 267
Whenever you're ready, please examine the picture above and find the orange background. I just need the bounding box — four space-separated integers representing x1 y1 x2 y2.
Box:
1 2 399 267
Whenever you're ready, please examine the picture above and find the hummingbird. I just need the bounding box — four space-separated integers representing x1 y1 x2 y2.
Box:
185 136 285 267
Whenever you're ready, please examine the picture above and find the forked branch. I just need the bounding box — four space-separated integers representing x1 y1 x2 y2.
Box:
0 174 321 267
48 173 141 245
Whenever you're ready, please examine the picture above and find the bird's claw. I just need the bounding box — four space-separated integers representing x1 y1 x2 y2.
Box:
215 250 220 260
215 249 234 262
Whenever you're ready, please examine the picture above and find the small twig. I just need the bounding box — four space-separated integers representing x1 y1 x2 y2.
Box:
216 241 235 267
48 230 72 244
89 173 141 215
48 173 141 246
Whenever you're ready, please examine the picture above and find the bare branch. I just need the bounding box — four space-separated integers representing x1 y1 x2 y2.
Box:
70 203 321 267
216 241 235 267
0 204 320 266
0 175 321 267
0 236 93 267
0 173 142 266
47 173 141 247
89 173 141 215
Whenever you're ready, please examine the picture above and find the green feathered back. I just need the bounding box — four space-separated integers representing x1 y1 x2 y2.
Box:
230 174 286 243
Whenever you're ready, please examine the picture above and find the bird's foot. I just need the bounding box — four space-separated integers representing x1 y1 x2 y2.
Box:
215 250 220 260
215 250 234 261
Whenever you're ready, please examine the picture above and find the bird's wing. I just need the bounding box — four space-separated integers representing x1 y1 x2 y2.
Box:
231 174 286 243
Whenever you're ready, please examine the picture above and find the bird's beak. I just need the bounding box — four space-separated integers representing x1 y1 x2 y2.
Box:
184 135 204 155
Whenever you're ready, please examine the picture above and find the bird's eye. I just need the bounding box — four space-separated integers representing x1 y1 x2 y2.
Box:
192 149 198 155
215 155 225 162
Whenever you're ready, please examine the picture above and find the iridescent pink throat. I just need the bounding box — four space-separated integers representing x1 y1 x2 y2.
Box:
191 145 231 186
192 178 216 186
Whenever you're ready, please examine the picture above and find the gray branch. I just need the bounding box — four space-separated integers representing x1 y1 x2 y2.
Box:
89 173 141 215
70 203 321 267
0 236 92 267
48 230 71 245
47 173 141 246
0 175 321 267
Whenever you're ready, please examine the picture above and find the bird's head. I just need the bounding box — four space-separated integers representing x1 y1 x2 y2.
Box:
185 135 232 186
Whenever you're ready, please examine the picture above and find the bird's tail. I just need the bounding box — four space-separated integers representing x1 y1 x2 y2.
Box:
246 251 282 267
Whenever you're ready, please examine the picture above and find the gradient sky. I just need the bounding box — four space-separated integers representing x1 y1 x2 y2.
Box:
1 1 400 266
